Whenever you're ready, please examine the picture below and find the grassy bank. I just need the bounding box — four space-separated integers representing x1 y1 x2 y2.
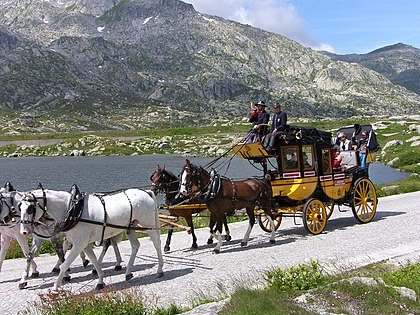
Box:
23 261 419 314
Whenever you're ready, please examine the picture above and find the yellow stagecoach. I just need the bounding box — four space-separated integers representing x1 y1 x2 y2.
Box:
232 125 378 235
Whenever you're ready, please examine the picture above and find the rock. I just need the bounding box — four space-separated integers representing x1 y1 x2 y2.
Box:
386 157 399 166
408 124 420 133
406 136 420 142
411 140 420 147
393 286 417 301
383 140 403 150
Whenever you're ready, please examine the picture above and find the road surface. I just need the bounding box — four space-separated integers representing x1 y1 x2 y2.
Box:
0 191 419 314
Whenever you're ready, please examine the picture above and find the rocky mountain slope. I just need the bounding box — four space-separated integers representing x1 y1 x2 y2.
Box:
0 0 419 132
323 43 420 95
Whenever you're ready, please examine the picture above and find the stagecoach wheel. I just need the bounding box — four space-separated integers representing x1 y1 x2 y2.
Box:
325 203 334 220
303 199 327 235
351 178 377 223
258 213 282 233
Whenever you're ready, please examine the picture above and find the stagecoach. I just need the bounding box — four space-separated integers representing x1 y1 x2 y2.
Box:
232 124 379 235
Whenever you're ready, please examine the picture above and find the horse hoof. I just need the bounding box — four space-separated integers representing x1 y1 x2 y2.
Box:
164 246 170 253
92 269 98 275
51 267 60 274
63 275 71 282
18 282 27 290
125 273 133 281
31 271 40 278
241 242 247 247
83 260 90 268
226 235 232 242
213 249 220 254
114 265 122 271
156 272 164 278
207 239 214 245
191 244 198 250
96 283 105 291
270 239 276 244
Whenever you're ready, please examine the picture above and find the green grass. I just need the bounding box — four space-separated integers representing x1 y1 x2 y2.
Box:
220 261 420 315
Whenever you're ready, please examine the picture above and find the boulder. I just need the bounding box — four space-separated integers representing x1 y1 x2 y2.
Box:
383 140 403 150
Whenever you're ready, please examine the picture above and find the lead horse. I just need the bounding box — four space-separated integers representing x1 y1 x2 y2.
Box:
0 184 91 289
179 159 276 253
150 165 231 252
19 188 164 290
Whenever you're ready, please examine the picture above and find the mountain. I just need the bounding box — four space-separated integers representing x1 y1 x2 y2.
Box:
323 43 420 95
0 0 419 132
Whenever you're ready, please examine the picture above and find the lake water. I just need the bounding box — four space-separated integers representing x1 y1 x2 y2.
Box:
0 155 410 193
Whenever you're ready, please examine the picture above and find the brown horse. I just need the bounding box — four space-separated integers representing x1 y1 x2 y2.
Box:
150 165 231 252
179 159 275 253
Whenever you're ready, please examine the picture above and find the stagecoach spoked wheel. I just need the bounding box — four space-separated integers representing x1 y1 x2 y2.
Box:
351 178 377 223
303 198 327 235
258 213 282 233
325 203 334 220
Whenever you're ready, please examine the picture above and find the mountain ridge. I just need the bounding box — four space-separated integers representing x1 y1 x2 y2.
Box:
0 0 419 132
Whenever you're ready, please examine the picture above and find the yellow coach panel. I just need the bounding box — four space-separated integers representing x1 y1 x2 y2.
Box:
320 176 352 200
271 177 318 201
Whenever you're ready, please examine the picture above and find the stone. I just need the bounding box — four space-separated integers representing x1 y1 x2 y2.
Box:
383 140 404 150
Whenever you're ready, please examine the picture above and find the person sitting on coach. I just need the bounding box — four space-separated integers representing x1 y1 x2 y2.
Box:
265 102 287 151
248 100 270 143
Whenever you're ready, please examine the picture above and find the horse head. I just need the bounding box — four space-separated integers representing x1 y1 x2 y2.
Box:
179 159 209 197
0 184 20 223
150 165 178 195
19 190 47 236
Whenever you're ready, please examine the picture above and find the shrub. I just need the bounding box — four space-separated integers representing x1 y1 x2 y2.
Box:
265 260 324 292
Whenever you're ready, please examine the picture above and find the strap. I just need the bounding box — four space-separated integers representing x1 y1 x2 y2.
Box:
95 194 108 246
123 190 133 235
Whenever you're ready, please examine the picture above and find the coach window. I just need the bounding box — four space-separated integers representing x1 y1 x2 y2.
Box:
322 148 332 174
302 145 314 170
281 146 299 171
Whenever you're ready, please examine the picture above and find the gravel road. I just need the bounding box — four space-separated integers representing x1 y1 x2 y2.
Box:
1 191 419 314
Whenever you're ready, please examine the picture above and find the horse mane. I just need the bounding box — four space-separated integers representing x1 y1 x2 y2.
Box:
162 168 179 181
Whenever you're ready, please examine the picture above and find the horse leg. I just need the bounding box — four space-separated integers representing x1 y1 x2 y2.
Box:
147 230 164 278
222 214 231 241
241 207 256 247
16 234 39 289
164 226 174 252
207 214 216 245
63 237 89 268
125 232 140 281
111 234 123 271
185 215 198 249
53 241 89 291
213 215 224 254
50 235 65 273
83 245 105 291
0 233 11 271
265 211 276 244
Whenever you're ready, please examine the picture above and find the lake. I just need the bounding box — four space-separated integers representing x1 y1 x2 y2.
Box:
0 155 410 193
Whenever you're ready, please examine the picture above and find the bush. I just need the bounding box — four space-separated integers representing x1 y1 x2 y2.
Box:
25 287 147 315
265 260 324 292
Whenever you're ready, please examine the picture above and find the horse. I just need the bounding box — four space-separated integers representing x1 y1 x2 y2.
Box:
19 188 164 290
0 184 92 289
179 159 276 253
150 165 231 252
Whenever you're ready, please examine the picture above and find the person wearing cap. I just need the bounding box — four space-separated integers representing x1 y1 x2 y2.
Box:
248 100 270 142
266 102 287 151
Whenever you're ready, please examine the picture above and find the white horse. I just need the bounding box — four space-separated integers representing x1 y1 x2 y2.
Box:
0 186 95 288
19 188 164 290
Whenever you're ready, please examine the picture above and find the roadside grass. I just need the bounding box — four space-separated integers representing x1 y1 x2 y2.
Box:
23 261 420 315
220 261 419 315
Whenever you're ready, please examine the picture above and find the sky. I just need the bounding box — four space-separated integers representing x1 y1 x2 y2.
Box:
182 0 420 54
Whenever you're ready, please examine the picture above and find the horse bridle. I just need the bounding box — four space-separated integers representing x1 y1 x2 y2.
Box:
0 192 19 224
151 170 180 195
181 165 207 196
19 192 48 226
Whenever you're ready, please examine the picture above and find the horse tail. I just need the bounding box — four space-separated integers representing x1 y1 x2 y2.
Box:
146 189 160 230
